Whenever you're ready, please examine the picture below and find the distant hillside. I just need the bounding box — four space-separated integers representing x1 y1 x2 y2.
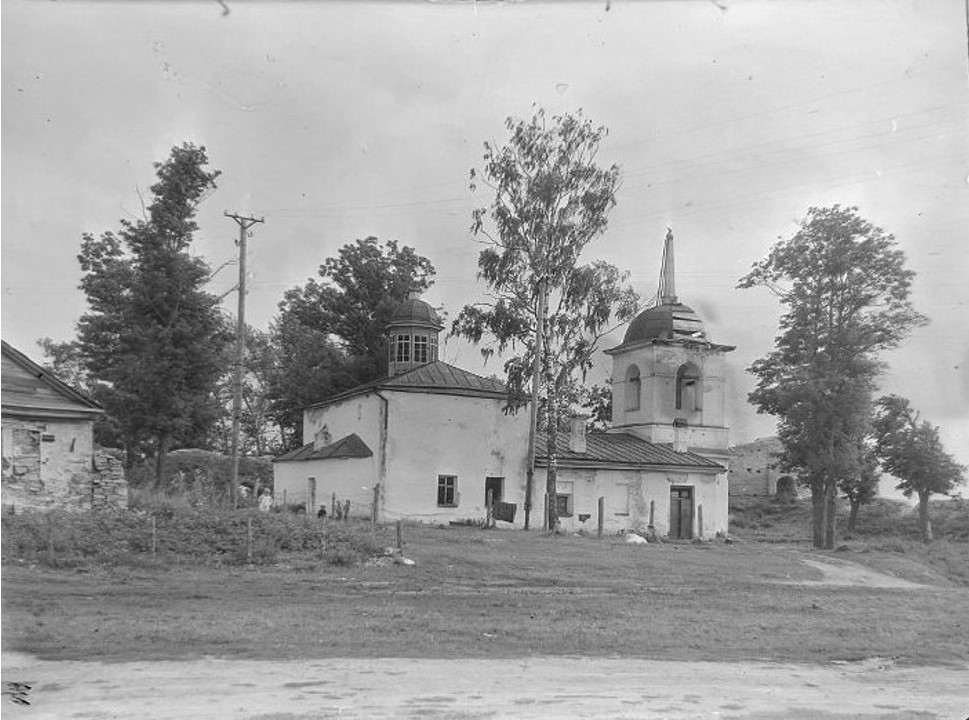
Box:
729 436 785 497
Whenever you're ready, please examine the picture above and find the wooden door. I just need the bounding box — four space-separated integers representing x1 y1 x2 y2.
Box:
485 476 504 506
669 487 693 539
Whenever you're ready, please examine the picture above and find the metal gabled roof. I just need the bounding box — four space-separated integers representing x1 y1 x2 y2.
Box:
304 360 508 410
536 430 724 472
273 432 373 463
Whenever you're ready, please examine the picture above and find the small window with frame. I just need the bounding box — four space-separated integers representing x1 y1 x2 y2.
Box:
555 481 574 517
396 334 411 363
437 474 458 507
414 334 429 363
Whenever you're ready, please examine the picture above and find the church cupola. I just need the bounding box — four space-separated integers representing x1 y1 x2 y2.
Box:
387 290 443 377
604 229 734 458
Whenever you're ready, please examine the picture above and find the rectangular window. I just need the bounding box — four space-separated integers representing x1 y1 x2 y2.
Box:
395 334 411 363
414 335 429 363
437 475 458 507
429 336 438 362
556 481 574 517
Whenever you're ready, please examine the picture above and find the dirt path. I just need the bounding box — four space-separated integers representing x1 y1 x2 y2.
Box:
3 653 967 719
793 556 929 589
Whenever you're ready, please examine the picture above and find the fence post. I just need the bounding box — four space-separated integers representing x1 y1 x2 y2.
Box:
46 513 55 565
371 485 379 545
486 489 494 529
343 499 351 523
331 491 337 518
151 515 157 556
649 499 656 542
246 517 253 564
321 515 328 559
597 496 605 539
396 520 403 553
697 504 704 539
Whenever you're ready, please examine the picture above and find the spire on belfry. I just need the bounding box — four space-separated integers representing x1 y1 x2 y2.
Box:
658 228 678 305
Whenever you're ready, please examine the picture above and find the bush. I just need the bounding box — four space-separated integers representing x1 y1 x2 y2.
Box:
1 506 380 569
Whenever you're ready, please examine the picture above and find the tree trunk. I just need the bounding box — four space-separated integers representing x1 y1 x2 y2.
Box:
545 391 559 532
824 482 837 549
154 432 172 489
918 491 933 543
847 498 860 534
811 482 825 549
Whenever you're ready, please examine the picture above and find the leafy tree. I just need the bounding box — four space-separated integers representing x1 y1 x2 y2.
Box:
210 327 283 457
75 143 232 482
872 395 966 542
270 238 435 447
840 442 880 534
278 237 435 368
37 338 89 392
263 318 361 449
739 205 926 548
38 338 125 449
581 381 613 431
453 109 639 530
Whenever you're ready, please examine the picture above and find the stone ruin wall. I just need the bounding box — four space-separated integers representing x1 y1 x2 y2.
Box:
1 417 127 512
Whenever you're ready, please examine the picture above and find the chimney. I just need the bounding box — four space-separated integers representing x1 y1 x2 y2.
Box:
313 425 332 451
569 415 588 454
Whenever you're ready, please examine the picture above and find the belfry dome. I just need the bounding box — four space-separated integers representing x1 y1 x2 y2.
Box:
622 302 707 345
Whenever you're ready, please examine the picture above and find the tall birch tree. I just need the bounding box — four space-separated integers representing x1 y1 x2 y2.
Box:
453 109 638 530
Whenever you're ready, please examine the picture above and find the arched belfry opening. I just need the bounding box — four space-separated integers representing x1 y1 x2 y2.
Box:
675 362 702 412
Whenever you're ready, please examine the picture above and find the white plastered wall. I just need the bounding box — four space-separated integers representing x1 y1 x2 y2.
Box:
611 344 729 451
380 390 530 524
272 394 384 515
537 466 727 537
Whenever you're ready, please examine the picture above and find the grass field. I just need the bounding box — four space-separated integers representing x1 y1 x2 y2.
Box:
3 500 969 667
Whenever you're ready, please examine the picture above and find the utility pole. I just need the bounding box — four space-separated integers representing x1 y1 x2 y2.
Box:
225 211 264 508
524 277 547 531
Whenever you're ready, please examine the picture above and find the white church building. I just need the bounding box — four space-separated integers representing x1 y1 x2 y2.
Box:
273 232 734 538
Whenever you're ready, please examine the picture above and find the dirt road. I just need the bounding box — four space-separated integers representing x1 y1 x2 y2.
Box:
3 653 967 719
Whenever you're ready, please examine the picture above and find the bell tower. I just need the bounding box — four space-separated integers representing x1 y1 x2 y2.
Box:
604 230 734 463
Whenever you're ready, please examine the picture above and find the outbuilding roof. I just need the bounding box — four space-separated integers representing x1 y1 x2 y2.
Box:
1 340 103 420
536 430 724 472
273 432 373 463
304 360 508 409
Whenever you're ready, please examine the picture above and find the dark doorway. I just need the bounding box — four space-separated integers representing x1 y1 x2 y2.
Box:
669 486 694 539
485 476 504 507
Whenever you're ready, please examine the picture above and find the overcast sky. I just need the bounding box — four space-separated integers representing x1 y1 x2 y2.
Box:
3 0 967 472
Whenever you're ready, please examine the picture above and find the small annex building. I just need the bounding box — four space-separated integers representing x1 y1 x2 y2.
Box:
1 340 127 511
273 231 733 537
